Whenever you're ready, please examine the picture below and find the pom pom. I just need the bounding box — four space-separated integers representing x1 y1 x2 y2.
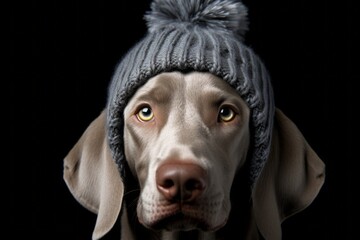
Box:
144 0 249 38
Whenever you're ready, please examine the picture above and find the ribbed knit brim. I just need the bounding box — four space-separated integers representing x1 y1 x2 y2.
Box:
106 21 275 185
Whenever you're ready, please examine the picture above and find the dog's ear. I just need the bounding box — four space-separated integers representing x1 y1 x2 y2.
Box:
252 108 325 239
63 110 124 240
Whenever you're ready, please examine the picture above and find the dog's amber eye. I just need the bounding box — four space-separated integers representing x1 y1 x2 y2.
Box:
218 106 235 122
137 106 154 122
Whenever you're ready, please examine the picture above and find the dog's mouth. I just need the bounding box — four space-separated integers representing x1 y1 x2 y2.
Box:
141 203 226 232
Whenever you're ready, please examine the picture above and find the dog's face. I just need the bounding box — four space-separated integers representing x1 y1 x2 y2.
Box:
64 69 325 240
123 71 250 231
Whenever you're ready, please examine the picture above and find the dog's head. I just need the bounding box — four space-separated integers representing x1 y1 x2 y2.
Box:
63 0 325 239
63 72 325 239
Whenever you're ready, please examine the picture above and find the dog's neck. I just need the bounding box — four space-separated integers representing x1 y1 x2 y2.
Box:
160 230 217 240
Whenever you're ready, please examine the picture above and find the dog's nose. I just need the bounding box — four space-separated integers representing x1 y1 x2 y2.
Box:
156 162 206 202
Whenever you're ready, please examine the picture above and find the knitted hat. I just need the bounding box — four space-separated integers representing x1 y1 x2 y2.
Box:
106 0 275 185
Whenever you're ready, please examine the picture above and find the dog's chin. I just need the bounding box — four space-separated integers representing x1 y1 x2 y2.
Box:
145 213 226 232
151 213 207 231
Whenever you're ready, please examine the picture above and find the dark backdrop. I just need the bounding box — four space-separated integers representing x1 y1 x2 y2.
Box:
11 0 355 239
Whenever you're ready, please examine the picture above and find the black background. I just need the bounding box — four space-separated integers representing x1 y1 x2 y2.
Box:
11 0 355 239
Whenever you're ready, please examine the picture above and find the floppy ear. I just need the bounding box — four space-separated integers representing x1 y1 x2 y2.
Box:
63 110 124 240
252 108 325 240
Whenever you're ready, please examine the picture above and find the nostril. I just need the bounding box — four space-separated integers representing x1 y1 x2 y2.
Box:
185 178 205 191
163 179 175 188
157 175 180 202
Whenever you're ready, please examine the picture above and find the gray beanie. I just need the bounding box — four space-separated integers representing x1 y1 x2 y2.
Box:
107 0 275 185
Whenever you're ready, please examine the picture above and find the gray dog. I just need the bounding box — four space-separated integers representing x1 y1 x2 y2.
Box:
64 1 325 239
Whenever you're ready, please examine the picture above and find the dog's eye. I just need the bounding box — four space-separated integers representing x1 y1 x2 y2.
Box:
136 106 154 122
218 106 235 122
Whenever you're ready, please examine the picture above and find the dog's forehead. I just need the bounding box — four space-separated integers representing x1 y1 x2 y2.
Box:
124 71 249 118
134 71 241 99
184 72 241 98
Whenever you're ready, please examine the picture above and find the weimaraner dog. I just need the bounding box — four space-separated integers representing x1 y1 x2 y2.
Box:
64 72 325 239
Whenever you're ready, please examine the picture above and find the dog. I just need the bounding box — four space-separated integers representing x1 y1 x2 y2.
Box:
64 71 325 239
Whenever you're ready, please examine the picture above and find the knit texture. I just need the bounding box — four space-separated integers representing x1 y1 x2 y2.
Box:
106 0 275 185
